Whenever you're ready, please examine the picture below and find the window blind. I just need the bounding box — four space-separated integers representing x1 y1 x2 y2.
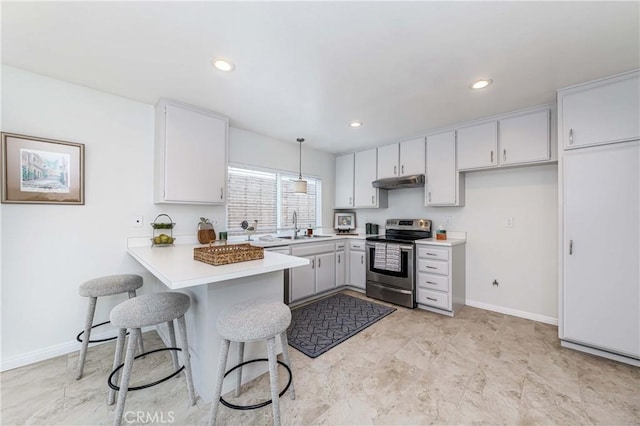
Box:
227 166 321 236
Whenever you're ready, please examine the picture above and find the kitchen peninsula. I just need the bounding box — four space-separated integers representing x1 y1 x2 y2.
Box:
126 237 309 402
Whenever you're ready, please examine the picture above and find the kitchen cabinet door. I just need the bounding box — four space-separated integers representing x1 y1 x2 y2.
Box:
499 109 550 165
349 249 366 289
562 141 639 358
335 250 345 286
399 137 425 176
456 121 497 170
426 131 464 206
377 143 399 179
315 252 336 294
354 148 387 208
560 71 639 150
290 255 315 302
335 153 354 208
155 99 228 204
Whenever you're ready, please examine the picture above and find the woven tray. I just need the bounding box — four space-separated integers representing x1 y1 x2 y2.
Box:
194 243 264 266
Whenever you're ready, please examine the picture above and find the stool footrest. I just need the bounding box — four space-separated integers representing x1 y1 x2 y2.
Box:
76 321 128 344
108 347 184 392
219 358 292 410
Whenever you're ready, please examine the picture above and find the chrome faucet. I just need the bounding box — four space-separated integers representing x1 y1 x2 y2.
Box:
293 210 299 239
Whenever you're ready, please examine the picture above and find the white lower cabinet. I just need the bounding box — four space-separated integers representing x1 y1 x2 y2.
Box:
348 240 366 289
336 241 346 286
289 242 336 302
416 242 465 316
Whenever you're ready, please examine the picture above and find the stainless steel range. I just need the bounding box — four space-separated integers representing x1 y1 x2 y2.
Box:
365 219 432 308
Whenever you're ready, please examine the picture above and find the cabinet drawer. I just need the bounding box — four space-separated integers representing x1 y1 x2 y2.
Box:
417 259 448 275
417 273 449 292
291 242 335 257
335 241 345 250
417 288 450 310
349 240 365 251
417 246 449 261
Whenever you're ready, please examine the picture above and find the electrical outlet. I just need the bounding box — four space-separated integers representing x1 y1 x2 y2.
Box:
445 216 452 226
131 215 143 228
505 217 513 228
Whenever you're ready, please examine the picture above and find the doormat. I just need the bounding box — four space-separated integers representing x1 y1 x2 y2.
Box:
287 293 396 358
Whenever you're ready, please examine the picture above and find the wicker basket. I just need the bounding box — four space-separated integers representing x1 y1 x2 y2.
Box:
194 242 264 266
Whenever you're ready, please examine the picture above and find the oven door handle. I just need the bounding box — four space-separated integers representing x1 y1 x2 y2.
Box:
366 243 414 251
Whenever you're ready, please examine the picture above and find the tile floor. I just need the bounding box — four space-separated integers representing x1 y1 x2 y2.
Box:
1 291 639 425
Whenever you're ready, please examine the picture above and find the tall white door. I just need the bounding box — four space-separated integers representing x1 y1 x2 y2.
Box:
563 141 640 357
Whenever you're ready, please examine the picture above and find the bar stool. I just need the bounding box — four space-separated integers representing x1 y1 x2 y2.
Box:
208 299 296 426
76 274 144 380
107 292 196 426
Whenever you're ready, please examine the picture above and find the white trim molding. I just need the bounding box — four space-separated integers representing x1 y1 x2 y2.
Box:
465 299 558 325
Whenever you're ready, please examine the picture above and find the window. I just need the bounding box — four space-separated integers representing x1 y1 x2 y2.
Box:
227 165 322 236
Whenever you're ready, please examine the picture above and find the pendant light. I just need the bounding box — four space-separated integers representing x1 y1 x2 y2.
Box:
294 138 308 194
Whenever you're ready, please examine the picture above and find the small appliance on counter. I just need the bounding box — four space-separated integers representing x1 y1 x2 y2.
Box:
334 212 357 235
365 223 379 235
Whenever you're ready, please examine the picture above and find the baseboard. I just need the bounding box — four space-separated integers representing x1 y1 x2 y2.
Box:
1 326 154 372
465 299 558 325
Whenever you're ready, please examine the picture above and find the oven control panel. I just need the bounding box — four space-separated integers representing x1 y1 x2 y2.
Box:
385 219 431 232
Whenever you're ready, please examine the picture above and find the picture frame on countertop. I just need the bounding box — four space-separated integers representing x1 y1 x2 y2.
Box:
1 132 85 205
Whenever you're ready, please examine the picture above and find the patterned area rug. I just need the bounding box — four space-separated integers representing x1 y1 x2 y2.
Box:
287 293 396 358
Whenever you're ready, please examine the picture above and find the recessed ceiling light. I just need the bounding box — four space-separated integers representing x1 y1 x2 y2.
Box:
471 79 493 89
349 121 363 128
211 57 235 72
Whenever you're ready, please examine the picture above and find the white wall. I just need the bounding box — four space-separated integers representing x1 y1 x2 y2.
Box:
0 66 334 370
352 164 558 322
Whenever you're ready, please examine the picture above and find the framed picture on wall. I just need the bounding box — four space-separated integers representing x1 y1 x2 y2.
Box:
1 132 85 205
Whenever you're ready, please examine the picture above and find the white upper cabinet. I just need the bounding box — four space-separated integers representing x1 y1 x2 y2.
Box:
400 137 426 176
499 109 550 165
456 108 551 171
377 143 399 179
354 148 388 208
426 131 464 206
334 153 354 208
154 99 228 204
456 121 498 170
377 138 425 178
559 71 639 150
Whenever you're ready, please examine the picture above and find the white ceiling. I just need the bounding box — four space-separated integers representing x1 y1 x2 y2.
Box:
2 1 639 154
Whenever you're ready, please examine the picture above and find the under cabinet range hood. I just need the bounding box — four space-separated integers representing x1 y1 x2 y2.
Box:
372 174 425 189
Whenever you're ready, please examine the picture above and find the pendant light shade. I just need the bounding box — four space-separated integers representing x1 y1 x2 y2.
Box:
294 138 307 194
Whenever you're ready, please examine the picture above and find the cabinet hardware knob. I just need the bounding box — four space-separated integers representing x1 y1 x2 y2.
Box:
503 149 506 162
428 192 431 202
220 187 224 200
312 259 315 269
338 255 341 263
349 197 352 205
427 266 436 269
318 258 321 268
427 252 436 256
401 165 405 174
394 165 397 175
371 195 375 204
426 297 437 302
361 255 364 264
491 150 494 163
426 281 436 285
569 240 573 255
569 129 574 145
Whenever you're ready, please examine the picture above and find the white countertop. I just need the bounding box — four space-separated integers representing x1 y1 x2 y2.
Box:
415 237 466 247
127 243 309 290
